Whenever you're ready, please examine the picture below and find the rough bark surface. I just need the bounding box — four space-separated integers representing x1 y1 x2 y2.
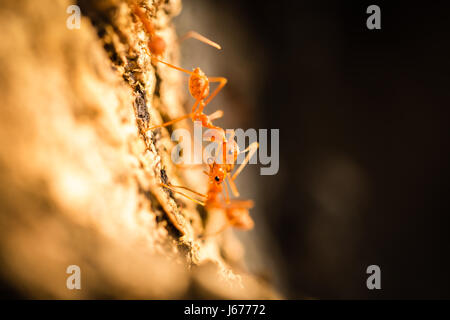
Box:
0 0 278 298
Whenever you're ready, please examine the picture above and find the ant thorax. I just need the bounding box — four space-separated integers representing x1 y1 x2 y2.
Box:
189 68 209 100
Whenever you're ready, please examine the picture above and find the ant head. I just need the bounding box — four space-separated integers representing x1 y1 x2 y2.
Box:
209 163 226 185
189 68 209 100
148 35 166 56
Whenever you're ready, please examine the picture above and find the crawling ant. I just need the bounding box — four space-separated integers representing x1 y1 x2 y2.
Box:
161 130 259 235
131 1 227 137
145 58 228 138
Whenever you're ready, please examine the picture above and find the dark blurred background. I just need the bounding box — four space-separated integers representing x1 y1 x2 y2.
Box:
177 0 450 298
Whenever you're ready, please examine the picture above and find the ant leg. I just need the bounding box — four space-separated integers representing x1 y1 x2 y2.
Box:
145 113 193 131
174 163 205 169
132 3 155 36
199 117 226 142
160 183 207 206
163 182 208 199
152 57 193 75
231 142 259 181
227 175 240 197
222 181 231 204
208 109 224 121
179 31 221 50
204 77 228 106
227 199 254 209
238 141 259 155
199 222 230 239
191 100 200 113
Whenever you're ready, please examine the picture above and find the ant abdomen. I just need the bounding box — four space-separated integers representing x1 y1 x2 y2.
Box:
148 36 166 56
226 208 254 230
189 68 209 100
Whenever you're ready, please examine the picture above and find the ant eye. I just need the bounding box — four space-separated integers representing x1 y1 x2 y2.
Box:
214 176 220 182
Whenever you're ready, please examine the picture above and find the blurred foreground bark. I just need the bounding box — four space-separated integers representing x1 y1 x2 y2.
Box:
0 0 278 298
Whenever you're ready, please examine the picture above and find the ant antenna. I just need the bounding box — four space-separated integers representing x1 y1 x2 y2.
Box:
231 142 259 181
179 31 222 50
160 183 207 206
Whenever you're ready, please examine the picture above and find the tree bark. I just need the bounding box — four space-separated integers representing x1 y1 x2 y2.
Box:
0 0 278 299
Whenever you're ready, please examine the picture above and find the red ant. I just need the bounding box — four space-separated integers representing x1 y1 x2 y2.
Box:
161 130 259 234
131 1 227 137
144 59 228 138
